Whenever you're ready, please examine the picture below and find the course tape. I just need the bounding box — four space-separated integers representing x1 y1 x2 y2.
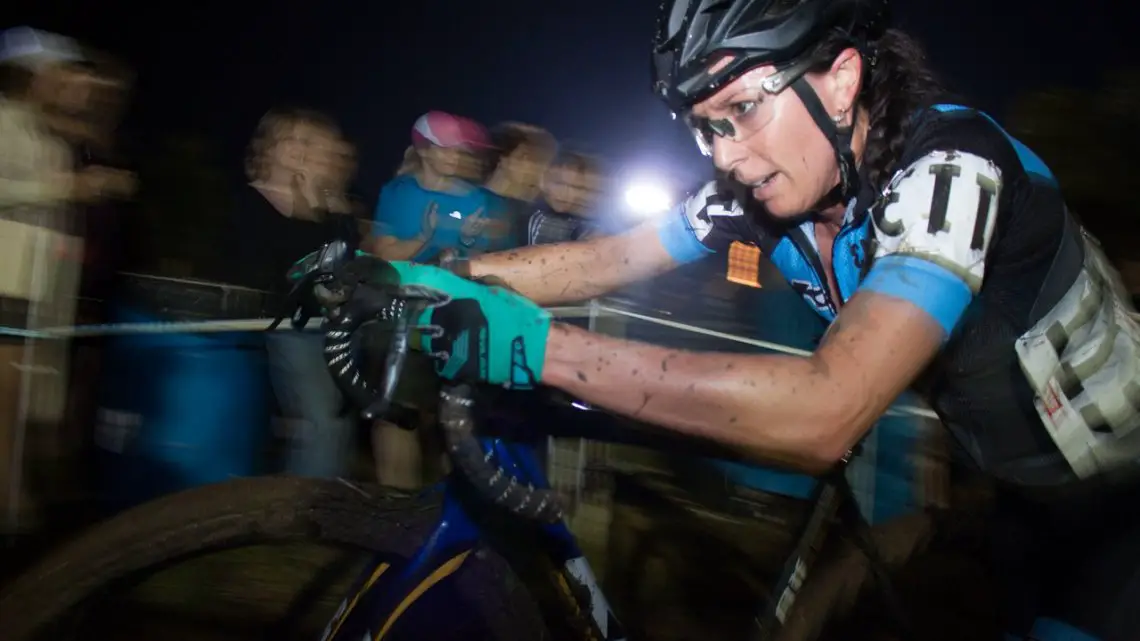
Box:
0 304 939 419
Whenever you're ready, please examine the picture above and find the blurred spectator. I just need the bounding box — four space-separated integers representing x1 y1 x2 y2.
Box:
527 151 606 245
481 122 557 243
482 122 557 203
62 52 137 511
0 27 134 531
367 111 510 261
227 107 365 478
0 27 133 225
368 111 507 489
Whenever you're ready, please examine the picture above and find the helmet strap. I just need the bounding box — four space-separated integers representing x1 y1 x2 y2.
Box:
789 77 860 205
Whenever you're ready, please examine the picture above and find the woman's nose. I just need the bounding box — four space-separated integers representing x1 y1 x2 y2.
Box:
711 135 751 175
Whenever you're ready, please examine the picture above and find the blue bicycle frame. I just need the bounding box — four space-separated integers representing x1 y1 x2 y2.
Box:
308 381 864 641
317 430 623 641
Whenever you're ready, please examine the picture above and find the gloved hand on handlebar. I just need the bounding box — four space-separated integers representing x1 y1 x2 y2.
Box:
389 262 551 389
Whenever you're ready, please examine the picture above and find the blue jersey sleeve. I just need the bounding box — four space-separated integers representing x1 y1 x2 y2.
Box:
372 176 428 241
860 256 973 336
654 179 742 265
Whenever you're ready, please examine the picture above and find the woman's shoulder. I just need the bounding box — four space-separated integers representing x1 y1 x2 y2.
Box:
899 103 1023 172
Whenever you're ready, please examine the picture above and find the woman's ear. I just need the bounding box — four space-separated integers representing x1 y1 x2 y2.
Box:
828 47 864 118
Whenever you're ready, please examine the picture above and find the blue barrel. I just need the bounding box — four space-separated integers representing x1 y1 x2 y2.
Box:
95 305 270 509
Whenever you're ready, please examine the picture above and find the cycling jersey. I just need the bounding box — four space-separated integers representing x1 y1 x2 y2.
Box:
656 104 1140 488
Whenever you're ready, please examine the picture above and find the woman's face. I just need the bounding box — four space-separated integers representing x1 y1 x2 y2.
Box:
504 144 540 176
419 145 465 178
542 165 599 215
496 142 550 195
31 64 98 141
262 122 344 203
454 148 485 181
688 50 862 218
265 121 327 177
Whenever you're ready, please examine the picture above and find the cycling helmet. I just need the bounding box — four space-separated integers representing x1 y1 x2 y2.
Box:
411 111 490 150
652 0 889 200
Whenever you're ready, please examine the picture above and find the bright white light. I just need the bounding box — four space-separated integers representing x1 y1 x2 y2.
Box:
624 181 673 217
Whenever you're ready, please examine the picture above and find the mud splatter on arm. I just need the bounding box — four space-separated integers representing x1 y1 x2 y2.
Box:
465 220 677 305
541 291 944 472
542 323 840 472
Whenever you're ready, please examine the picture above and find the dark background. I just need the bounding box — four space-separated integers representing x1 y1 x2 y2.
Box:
6 0 1133 190
4 0 1136 271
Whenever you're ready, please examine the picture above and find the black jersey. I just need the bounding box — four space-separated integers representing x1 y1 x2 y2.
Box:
656 104 1140 487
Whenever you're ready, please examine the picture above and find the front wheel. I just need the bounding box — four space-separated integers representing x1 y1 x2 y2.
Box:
0 476 549 641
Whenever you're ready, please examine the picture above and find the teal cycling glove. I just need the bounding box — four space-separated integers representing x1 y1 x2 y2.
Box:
390 262 551 388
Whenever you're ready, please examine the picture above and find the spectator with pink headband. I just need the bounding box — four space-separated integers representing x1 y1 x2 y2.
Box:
366 111 512 262
365 111 513 489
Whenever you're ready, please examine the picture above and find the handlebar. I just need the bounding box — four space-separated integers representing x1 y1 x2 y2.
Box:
271 242 563 523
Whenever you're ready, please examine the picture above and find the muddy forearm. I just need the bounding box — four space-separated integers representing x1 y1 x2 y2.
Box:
463 223 676 305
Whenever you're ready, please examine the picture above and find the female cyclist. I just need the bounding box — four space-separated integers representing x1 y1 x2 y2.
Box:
383 2 1140 639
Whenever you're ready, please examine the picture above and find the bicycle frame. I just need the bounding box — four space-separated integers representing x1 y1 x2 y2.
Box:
319 434 623 641
315 392 848 641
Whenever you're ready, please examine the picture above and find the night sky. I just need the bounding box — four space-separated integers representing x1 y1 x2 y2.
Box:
8 0 1136 206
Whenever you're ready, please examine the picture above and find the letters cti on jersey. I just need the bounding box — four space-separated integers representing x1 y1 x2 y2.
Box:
871 149 1002 293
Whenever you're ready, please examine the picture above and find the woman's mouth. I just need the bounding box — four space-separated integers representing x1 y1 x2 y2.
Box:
750 173 778 198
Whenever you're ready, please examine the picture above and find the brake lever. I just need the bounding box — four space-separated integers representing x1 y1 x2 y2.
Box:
268 240 354 332
360 298 420 420
347 285 444 420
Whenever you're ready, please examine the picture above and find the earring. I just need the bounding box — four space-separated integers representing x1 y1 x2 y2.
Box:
833 109 847 125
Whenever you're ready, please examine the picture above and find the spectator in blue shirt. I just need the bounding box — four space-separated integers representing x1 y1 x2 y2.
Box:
366 111 515 489
367 111 511 261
